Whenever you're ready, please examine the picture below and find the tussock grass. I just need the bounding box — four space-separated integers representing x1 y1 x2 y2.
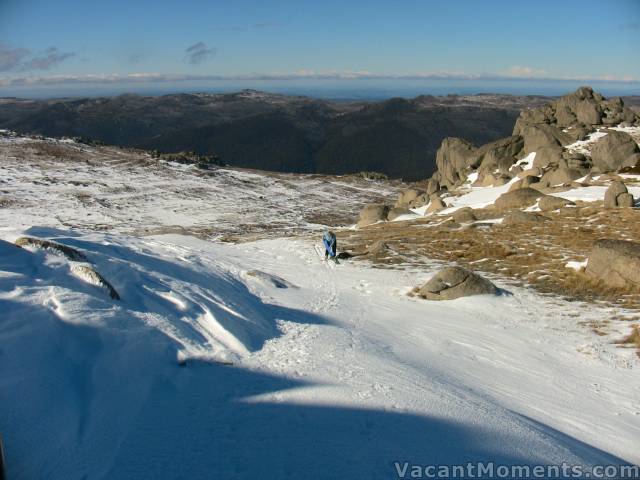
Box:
615 325 640 358
338 201 640 311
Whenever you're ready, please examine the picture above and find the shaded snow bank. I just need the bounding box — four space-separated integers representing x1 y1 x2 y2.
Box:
1 228 638 478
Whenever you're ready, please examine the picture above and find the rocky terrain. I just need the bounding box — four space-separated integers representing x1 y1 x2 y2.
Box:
351 87 640 354
2 90 640 478
0 90 552 180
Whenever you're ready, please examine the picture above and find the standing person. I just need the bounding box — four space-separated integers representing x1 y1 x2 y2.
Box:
322 229 337 260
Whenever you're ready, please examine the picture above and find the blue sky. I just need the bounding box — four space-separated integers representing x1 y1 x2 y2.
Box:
1 0 639 96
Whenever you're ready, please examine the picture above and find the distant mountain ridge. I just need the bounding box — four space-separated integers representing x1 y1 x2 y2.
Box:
0 90 557 180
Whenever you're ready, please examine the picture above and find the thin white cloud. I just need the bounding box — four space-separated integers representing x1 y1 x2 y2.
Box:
0 70 638 88
507 65 547 78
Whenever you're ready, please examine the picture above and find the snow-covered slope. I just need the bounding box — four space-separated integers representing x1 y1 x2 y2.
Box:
1 227 638 479
1 134 639 479
0 134 397 239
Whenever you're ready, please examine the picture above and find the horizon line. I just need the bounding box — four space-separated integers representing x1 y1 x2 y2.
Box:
2 71 639 88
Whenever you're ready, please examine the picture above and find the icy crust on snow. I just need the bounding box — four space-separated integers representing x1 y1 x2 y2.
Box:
1 228 639 478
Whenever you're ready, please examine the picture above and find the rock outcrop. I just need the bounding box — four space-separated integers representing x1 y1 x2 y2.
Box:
427 87 639 193
538 196 575 211
520 125 573 155
590 131 640 173
70 264 121 300
502 211 548 225
395 188 426 208
417 266 498 300
585 239 640 289
425 195 447 213
538 167 583 188
387 207 411 221
357 204 390 228
494 188 546 210
514 86 638 135
15 236 87 261
603 181 635 208
452 208 476 223
435 137 477 187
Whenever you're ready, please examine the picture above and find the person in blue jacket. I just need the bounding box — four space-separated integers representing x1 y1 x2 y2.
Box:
322 230 337 260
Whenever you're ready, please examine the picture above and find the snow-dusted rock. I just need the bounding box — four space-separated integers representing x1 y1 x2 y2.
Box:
418 266 497 300
70 264 120 300
15 236 87 262
591 131 640 173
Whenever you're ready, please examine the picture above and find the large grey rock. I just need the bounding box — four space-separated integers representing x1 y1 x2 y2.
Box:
591 131 640 173
494 188 546 210
435 137 477 187
517 167 543 179
426 195 447 213
426 178 440 195
585 239 640 289
532 146 563 169
357 204 390 227
562 151 591 170
576 99 602 125
538 196 575 211
508 175 541 192
539 167 583 187
603 181 634 208
395 188 425 208
418 266 497 300
452 208 477 223
521 125 573 155
387 207 412 221
617 193 635 208
502 211 549 225
475 135 524 176
476 172 510 187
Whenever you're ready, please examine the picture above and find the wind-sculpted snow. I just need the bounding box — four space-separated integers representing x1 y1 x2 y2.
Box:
1 227 639 478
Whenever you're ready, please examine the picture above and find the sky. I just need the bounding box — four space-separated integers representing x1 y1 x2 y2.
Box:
1 0 639 98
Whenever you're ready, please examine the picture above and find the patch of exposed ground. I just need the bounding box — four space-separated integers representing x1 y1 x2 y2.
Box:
339 203 640 309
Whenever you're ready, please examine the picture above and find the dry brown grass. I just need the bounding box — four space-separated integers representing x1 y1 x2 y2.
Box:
614 325 640 358
338 201 640 311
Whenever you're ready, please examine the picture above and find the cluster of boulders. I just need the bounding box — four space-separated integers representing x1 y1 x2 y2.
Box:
427 86 640 193
356 87 639 227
